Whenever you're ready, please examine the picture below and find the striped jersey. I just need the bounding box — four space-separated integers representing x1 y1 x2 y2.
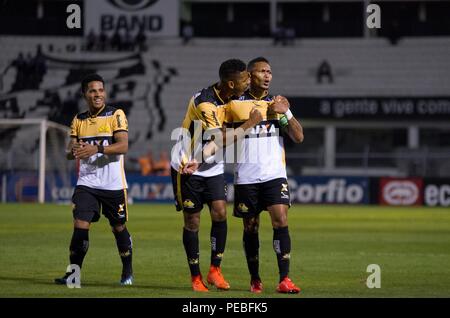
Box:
225 91 287 184
69 105 128 190
170 84 227 177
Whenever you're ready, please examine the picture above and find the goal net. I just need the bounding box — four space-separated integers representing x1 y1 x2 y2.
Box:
0 119 75 203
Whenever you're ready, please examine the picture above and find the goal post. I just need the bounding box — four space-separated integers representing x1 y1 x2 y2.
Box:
0 118 73 203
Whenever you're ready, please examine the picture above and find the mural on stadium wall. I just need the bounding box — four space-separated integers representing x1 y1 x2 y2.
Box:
0 44 178 171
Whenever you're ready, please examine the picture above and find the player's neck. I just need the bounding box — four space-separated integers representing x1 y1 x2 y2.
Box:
215 84 233 104
249 88 268 100
88 104 105 117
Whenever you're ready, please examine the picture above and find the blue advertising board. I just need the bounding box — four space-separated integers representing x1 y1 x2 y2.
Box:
1 172 370 205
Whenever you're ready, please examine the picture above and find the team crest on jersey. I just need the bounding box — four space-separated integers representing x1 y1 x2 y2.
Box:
98 125 110 133
237 203 249 213
183 199 195 208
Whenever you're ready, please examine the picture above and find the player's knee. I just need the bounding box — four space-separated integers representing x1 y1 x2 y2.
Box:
272 216 288 228
210 208 226 222
112 224 126 233
184 214 200 231
74 219 90 229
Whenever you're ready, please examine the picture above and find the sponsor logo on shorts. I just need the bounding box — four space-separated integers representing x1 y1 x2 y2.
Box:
183 199 195 208
237 203 249 213
281 183 289 199
118 203 126 218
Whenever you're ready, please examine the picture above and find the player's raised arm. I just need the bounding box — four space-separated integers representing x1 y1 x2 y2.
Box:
271 95 304 143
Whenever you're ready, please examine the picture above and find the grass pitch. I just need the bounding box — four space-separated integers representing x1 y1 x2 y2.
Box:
0 203 449 298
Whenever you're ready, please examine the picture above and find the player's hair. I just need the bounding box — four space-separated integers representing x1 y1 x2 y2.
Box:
219 59 247 81
247 57 270 72
81 73 105 93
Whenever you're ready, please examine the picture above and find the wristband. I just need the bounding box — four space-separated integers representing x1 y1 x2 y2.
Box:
279 115 289 128
285 109 293 120
97 145 104 153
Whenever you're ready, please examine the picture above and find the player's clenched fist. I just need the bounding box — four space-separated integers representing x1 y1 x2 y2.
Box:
249 107 263 125
270 95 290 114
182 159 199 175
73 141 98 159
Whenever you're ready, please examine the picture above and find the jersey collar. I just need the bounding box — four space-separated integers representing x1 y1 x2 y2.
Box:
88 104 106 118
248 90 269 100
213 83 227 104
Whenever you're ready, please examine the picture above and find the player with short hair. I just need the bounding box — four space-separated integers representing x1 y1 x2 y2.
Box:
171 59 262 292
54 73 133 286
225 57 304 293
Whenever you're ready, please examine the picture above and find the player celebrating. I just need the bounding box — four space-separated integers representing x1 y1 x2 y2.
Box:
55 74 133 286
226 57 304 293
170 59 262 292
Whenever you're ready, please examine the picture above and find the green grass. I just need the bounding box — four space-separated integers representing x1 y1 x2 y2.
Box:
0 203 449 297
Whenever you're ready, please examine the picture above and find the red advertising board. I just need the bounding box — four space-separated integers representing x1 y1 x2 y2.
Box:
379 178 423 206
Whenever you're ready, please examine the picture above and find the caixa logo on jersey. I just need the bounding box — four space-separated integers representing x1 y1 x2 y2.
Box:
379 178 423 206
288 177 369 204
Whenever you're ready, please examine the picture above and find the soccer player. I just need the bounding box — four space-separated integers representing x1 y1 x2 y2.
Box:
170 59 262 292
225 57 304 293
54 74 133 286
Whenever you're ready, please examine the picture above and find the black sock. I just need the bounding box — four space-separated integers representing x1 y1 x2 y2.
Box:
273 226 291 282
69 228 89 268
113 227 133 276
243 230 260 281
210 220 227 267
183 228 200 276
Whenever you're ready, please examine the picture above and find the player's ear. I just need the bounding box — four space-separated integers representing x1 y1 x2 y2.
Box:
227 80 235 90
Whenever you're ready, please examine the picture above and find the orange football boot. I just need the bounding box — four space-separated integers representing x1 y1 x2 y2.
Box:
250 279 263 293
191 275 209 292
276 277 301 294
207 265 230 290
